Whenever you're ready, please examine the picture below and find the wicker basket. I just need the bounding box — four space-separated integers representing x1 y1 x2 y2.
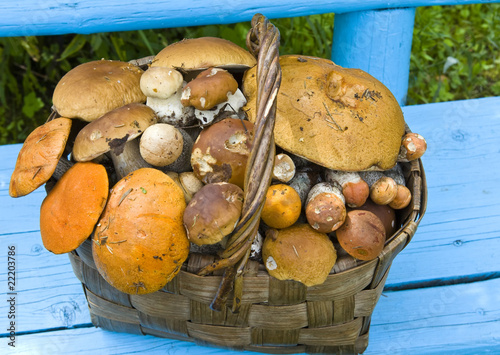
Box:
66 14 427 354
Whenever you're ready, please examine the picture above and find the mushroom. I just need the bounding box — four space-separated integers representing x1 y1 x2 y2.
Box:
181 68 238 110
272 153 296 183
398 132 427 162
336 210 386 261
139 123 184 167
190 118 254 188
178 171 204 202
72 103 156 179
324 170 370 208
183 182 244 246
388 184 412 210
261 184 302 229
262 224 337 287
243 55 406 171
9 117 72 197
369 176 398 205
193 88 247 126
141 67 196 126
92 168 189 295
40 162 109 254
52 59 146 122
350 199 398 237
305 182 346 233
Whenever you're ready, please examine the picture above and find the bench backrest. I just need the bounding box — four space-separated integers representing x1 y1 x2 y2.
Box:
0 0 496 104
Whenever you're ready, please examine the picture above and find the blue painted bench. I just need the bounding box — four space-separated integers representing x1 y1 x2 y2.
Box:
1 1 499 354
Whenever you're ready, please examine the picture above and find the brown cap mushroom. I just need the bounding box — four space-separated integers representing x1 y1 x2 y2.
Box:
398 132 427 162
305 182 347 233
92 168 189 295
181 68 238 110
261 184 302 229
243 55 406 171
183 182 244 246
52 60 146 122
72 103 156 178
262 224 337 287
139 123 183 167
9 117 72 197
349 198 397 237
151 37 257 72
325 170 369 208
369 176 398 205
388 184 412 210
336 210 386 261
190 118 254 188
40 162 109 254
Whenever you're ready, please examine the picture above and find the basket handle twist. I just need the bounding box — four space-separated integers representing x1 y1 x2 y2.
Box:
199 13 282 312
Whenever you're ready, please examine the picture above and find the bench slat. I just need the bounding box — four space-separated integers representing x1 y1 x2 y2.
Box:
0 1 496 37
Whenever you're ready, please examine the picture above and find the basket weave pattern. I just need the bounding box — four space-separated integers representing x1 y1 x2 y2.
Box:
66 14 427 355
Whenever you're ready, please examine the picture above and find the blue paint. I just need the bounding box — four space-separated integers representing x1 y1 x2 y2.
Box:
332 8 416 105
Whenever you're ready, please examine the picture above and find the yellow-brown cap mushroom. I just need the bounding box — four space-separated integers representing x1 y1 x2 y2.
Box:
92 168 189 295
9 117 72 197
261 184 302 229
52 60 146 122
262 224 337 287
40 162 108 254
243 55 406 171
369 176 398 205
305 182 346 233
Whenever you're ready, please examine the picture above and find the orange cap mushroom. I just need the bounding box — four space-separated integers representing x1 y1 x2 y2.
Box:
261 184 302 229
92 168 189 295
398 132 427 161
369 176 398 205
325 170 369 208
9 117 72 198
388 184 412 210
40 162 109 254
305 182 346 233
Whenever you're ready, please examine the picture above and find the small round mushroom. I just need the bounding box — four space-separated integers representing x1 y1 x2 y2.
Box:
9 117 72 198
272 153 296 183
190 118 254 188
388 184 412 210
139 123 184 167
324 170 369 208
40 162 109 254
183 182 244 246
261 184 302 230
398 132 427 162
140 66 184 100
369 176 398 205
336 210 386 261
181 68 238 110
305 182 346 233
178 172 204 202
262 224 337 287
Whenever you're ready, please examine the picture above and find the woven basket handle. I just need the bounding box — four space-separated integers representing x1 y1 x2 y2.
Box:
202 13 282 312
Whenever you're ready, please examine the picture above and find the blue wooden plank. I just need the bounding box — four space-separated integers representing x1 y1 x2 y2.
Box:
332 8 416 105
0 0 497 37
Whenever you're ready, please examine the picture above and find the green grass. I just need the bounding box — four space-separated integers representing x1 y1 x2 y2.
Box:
0 4 498 145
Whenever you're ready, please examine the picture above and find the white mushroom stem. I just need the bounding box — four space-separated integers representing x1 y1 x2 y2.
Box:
305 182 346 233
324 170 369 208
109 139 152 179
146 82 196 126
272 153 296 183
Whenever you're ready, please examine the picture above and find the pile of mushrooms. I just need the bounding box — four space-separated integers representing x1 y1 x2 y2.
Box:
9 37 427 294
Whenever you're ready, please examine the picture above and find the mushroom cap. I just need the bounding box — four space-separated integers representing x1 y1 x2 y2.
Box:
190 118 254 188
261 184 302 229
140 66 184 99
183 182 244 245
305 183 346 233
262 224 337 287
151 37 256 71
243 55 406 171
72 103 156 162
92 168 188 295
388 184 412 210
139 123 184 167
40 162 109 254
52 60 146 122
369 176 398 205
9 117 72 197
336 210 386 261
350 198 397 237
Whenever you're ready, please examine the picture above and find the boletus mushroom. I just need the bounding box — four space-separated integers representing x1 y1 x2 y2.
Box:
92 168 189 295
262 224 337 287
261 184 302 230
